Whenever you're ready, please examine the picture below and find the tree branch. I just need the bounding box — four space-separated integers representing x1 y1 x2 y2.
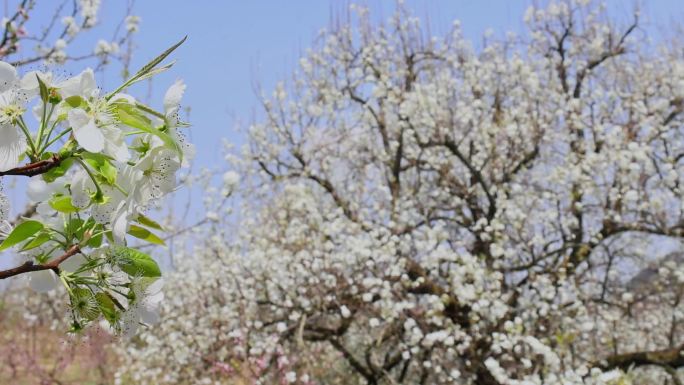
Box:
0 154 63 177
596 343 684 371
0 244 81 280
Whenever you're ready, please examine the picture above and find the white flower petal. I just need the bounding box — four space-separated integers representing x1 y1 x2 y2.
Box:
0 61 18 92
71 171 94 209
0 190 9 224
20 70 52 96
111 201 130 244
163 79 185 115
101 126 130 162
29 270 59 293
60 68 96 98
27 179 51 202
69 109 104 152
0 123 26 172
61 254 86 272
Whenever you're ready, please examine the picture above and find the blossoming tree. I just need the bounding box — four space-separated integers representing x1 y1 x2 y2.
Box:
120 1 684 384
0 35 192 336
1 0 140 68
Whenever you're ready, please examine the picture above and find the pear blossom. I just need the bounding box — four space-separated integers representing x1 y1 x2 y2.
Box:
68 107 105 152
0 61 18 92
162 79 195 165
0 37 189 337
134 146 181 204
119 277 164 338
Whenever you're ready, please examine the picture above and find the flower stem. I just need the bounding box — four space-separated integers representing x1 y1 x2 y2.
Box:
41 127 72 152
75 157 104 200
16 117 38 159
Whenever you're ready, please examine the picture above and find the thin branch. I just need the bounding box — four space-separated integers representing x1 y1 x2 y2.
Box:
0 154 63 177
595 343 684 371
0 244 81 280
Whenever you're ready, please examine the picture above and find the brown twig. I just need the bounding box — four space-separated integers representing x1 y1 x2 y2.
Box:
0 244 81 280
0 154 63 177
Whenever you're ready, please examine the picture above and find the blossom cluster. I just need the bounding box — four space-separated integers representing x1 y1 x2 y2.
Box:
0 37 190 335
118 1 683 385
2 0 138 67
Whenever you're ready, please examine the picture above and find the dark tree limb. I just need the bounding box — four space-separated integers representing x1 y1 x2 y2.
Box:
596 343 684 371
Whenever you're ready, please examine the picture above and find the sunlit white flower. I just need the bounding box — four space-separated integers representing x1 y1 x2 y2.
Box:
0 61 18 92
134 146 181 205
68 107 104 153
162 80 195 165
120 278 164 338
0 123 25 171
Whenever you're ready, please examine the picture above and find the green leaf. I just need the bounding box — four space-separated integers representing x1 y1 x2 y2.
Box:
96 292 119 324
132 36 186 81
127 225 165 246
99 160 117 184
36 74 49 103
87 225 104 248
21 231 52 251
115 103 153 130
49 195 79 213
112 247 161 278
65 218 85 238
135 214 164 231
0 221 44 251
133 60 176 83
115 103 182 160
81 152 118 185
42 157 74 183
106 36 187 100
64 95 85 108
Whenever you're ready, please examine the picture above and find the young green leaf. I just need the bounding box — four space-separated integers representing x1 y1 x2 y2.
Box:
36 74 49 103
0 221 44 251
82 152 118 185
96 292 119 324
87 226 104 248
135 214 165 231
42 157 74 183
64 95 86 109
128 225 166 246
49 195 80 213
21 231 52 251
133 60 176 84
115 103 183 160
112 247 162 278
106 36 187 99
